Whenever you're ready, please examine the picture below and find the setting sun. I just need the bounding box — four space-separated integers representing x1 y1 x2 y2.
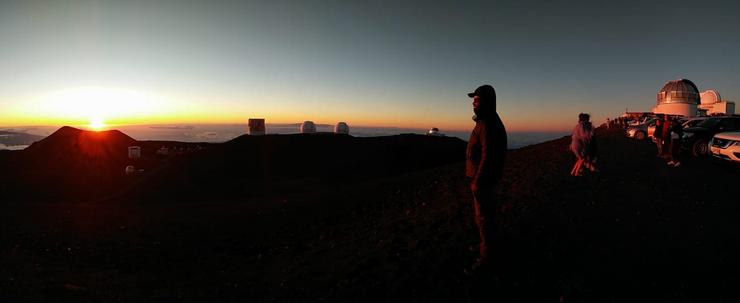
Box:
5 87 178 126
89 117 106 131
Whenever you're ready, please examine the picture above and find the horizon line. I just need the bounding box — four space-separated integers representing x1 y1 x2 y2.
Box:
0 122 572 134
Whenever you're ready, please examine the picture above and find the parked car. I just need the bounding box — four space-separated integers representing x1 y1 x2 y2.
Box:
626 118 656 140
629 116 653 126
681 117 709 129
627 125 647 140
709 132 740 163
683 116 740 156
649 117 708 141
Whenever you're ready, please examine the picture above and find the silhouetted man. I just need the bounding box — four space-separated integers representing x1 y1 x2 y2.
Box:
654 116 664 157
465 84 507 273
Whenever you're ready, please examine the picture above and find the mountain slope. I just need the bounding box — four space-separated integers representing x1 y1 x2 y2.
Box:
3 128 740 301
121 133 467 201
4 127 139 200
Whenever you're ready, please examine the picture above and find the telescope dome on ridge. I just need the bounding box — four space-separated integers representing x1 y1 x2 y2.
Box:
653 79 700 117
427 127 445 136
300 121 316 133
334 122 349 134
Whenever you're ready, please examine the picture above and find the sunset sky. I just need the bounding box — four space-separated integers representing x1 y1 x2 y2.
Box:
1 0 739 132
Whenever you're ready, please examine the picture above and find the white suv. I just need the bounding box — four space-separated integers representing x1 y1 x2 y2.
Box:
626 118 656 140
709 132 740 163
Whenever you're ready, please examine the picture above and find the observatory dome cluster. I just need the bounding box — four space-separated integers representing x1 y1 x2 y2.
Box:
652 79 735 117
698 89 734 116
246 118 351 135
299 121 350 134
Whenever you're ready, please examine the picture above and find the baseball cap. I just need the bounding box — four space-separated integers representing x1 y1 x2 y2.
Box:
467 85 496 98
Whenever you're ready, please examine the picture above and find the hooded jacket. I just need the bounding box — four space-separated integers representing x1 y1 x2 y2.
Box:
570 121 593 159
466 98 507 188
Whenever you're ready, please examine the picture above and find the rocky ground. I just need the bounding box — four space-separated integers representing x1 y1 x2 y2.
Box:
1 127 738 302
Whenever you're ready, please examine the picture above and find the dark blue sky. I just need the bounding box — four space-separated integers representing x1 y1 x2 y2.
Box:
1 0 739 131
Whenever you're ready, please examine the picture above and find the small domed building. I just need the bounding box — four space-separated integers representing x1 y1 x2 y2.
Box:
699 90 735 115
334 122 350 134
701 89 721 105
426 127 445 136
300 121 316 133
652 79 700 117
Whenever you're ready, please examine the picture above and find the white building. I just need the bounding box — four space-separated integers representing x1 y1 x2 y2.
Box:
128 146 141 159
652 79 699 117
427 127 445 136
699 90 736 115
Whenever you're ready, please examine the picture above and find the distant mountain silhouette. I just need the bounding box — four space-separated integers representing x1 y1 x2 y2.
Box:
25 126 137 157
4 127 141 201
2 127 466 202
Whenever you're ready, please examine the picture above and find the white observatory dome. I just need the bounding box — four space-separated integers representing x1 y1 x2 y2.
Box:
300 121 316 133
700 90 721 105
427 127 445 136
334 122 350 134
125 165 135 175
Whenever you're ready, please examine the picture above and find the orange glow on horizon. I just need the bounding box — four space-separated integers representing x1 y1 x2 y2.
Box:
0 86 577 133
0 114 572 133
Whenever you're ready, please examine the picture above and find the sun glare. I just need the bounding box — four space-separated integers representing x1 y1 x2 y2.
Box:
25 87 172 125
89 117 106 131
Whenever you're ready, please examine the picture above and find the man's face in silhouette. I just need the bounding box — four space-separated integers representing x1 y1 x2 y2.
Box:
472 96 481 111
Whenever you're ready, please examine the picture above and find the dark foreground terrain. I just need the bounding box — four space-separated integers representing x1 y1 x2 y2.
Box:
1 126 738 302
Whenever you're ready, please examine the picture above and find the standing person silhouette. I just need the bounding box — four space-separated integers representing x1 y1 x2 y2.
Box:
465 84 507 273
570 113 595 176
666 116 683 167
660 115 671 158
654 117 664 157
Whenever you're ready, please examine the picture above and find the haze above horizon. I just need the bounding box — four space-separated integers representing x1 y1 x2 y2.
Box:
1 0 739 132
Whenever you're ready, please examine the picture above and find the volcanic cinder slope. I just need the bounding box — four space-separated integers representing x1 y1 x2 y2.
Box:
1 126 738 301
